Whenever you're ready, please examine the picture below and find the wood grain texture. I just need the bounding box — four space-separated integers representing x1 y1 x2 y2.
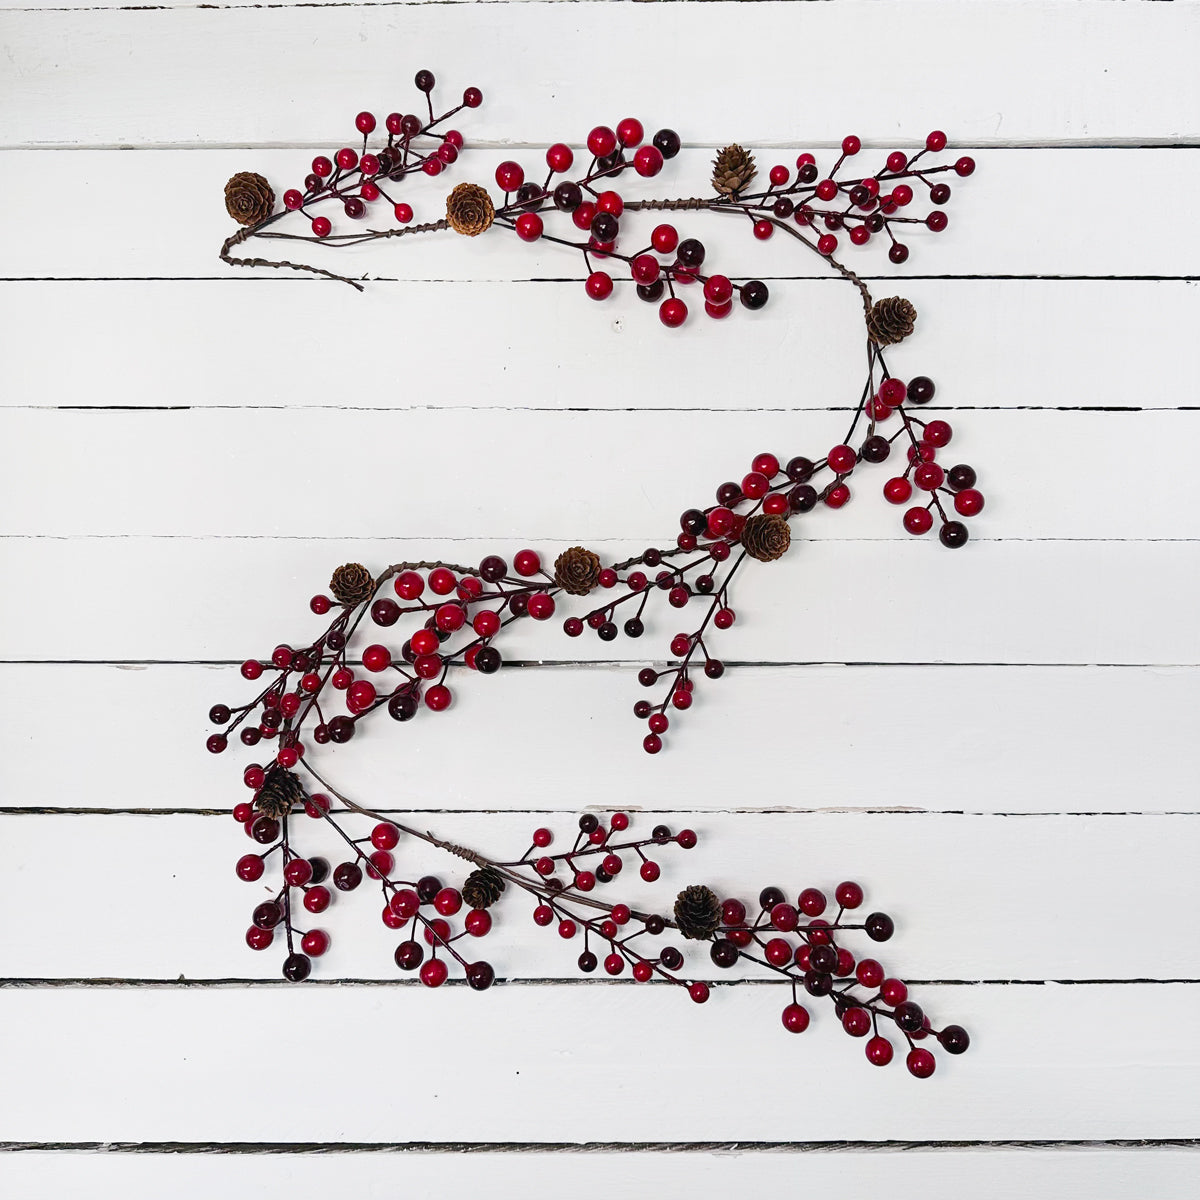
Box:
2 0 1196 1169
0 984 1197 1141
5 537 1197 666
3 279 1196 413
3 811 1196 980
2 1147 1198 1200
6 664 1194 814
3 148 1199 280
4 3 1198 146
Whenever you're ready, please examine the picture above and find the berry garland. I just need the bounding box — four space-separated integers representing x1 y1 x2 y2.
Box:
213 71 981 1079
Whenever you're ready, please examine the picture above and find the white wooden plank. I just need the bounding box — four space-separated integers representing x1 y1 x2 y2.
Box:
2 1148 1197 1200
2 409 1195 540
4 5 1197 147
3 279 1193 414
3 664 1195 814
3 811 1196 980
0 984 1195 1140
4 537 1195 667
2 148 1197 280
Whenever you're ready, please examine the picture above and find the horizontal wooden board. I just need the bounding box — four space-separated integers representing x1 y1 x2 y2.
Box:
4 5 1198 147
2 1147 1197 1200
5 537 1195 667
3 664 1195 814
2 409 1196 540
3 279 1195 413
3 811 1196 980
3 148 1199 281
0 983 1196 1140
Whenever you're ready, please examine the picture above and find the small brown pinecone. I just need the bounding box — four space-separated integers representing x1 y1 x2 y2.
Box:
553 546 603 596
712 144 757 196
867 296 918 346
224 172 275 226
253 767 306 819
674 885 722 940
329 562 374 606
461 866 506 910
446 183 495 236
741 514 791 563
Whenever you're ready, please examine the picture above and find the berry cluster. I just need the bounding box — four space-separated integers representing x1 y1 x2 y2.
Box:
233 775 968 1078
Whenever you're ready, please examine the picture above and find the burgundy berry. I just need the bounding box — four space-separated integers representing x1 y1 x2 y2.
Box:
866 1036 894 1066
865 912 895 941
282 953 311 983
906 1048 936 1078
938 1025 971 1054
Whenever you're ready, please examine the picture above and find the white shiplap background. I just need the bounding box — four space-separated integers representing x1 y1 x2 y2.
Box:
2 1 1199 1195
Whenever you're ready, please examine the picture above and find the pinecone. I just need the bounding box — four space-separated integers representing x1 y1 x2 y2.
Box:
740 514 791 563
674 885 722 940
253 767 306 819
329 562 374 606
712 145 757 196
446 183 495 236
461 866 506 910
867 296 918 346
553 546 602 596
224 172 275 226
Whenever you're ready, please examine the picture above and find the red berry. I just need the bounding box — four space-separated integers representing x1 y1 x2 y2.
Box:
828 444 856 474
616 117 644 147
955 156 976 177
311 156 333 178
643 733 663 754
394 203 413 224
311 217 331 238
817 234 838 256
514 549 541 576
659 298 688 327
770 902 799 932
463 87 483 108
245 925 273 951
533 905 553 926
495 161 524 191
546 143 574 173
884 477 912 504
587 126 617 158
535 856 555 876
434 887 462 916
880 978 908 1006
924 419 953 448
849 225 871 246
954 488 985 516
633 961 654 983
395 570 424 600
428 567 457 595
906 1048 936 1078
283 189 303 211
533 827 552 848
284 858 313 887
926 130 947 152
914 462 945 492
558 919 577 939
688 982 710 1004
842 135 861 156
465 909 492 937
634 145 664 177
856 958 884 988
527 593 556 620
824 484 850 509
782 1002 810 1033
892 184 914 207
816 179 838 201
420 958 449 988
235 854 264 882
753 219 774 241
651 224 679 254
765 938 792 967
371 822 400 851
632 254 660 285
640 860 660 882
903 507 933 535
301 929 330 957
362 644 391 672
879 377 907 406
836 881 864 909
336 147 358 171
842 1007 871 1037
425 685 452 712
515 213 544 242
798 888 826 917
866 1035 894 1066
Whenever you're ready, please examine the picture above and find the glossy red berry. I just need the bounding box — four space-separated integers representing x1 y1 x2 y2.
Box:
420 958 449 988
362 644 391 673
546 143 574 173
587 126 618 158
907 1048 936 1078
533 904 554 926
914 462 945 492
429 567 457 595
835 881 864 909
235 854 264 882
301 929 330 957
434 887 462 916
659 298 688 327
527 593 555 620
955 156 976 177
651 224 679 254
954 488 985 516
798 888 826 917
245 925 273 951
515 213 544 242
465 909 492 937
643 733 663 754
394 203 413 224
828 444 856 474
884 477 912 505
924 420 953 448
880 978 908 1006
904 507 934 535
782 1002 810 1033
425 685 452 712
311 217 331 238
817 234 838 256
866 1035 894 1066
639 860 660 882
842 1007 871 1037
495 161 524 191
463 86 483 108
633 145 664 176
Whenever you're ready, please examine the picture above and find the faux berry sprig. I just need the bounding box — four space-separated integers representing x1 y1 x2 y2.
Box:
233 766 969 1078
